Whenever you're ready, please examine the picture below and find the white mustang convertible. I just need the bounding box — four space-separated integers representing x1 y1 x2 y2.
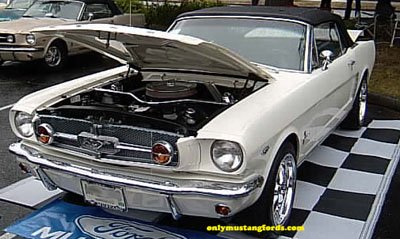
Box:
8 6 375 234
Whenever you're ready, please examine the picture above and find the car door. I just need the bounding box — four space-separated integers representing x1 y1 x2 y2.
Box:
301 21 358 155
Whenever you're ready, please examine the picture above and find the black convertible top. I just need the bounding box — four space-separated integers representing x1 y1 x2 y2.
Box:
177 6 354 47
178 6 342 26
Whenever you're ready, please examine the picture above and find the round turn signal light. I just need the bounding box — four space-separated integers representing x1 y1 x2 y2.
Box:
152 141 174 165
37 123 54 144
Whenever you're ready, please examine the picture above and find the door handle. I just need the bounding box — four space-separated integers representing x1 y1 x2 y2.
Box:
348 60 356 70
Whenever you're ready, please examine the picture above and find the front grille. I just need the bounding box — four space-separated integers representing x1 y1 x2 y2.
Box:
35 115 181 166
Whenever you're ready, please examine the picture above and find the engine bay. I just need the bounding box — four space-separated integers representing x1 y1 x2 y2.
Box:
38 72 268 136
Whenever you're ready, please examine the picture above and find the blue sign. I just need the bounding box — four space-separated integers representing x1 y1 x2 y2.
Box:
5 200 223 239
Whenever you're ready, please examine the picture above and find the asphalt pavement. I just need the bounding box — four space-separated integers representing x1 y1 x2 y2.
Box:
0 55 399 238
0 54 118 231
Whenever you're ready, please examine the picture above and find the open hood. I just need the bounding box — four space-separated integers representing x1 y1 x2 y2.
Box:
32 23 271 80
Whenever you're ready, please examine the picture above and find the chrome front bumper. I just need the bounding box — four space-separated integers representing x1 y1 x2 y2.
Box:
0 46 44 52
0 45 44 61
9 142 263 218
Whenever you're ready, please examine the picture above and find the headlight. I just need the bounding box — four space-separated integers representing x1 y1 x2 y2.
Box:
14 112 34 137
211 140 243 172
6 35 14 43
25 34 36 45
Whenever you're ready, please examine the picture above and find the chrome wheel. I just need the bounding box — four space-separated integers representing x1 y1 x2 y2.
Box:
272 153 296 226
44 46 62 67
358 80 367 125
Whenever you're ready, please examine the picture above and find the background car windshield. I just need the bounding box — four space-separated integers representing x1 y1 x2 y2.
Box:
7 0 35 9
170 18 307 71
24 1 83 19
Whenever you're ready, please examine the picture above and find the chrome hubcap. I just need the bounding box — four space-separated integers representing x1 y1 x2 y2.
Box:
272 153 296 226
45 46 62 67
359 80 367 125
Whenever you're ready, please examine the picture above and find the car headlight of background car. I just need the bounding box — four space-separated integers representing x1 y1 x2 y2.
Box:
6 35 14 43
25 34 36 45
14 111 34 137
211 140 243 172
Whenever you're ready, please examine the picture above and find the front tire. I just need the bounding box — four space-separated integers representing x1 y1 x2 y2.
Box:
341 77 368 130
43 42 67 70
235 143 297 238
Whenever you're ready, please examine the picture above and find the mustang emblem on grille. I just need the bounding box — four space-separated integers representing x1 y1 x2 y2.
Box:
81 138 104 151
78 132 120 157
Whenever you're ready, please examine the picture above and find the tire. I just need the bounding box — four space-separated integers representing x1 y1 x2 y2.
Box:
235 142 297 238
340 77 368 130
43 41 67 71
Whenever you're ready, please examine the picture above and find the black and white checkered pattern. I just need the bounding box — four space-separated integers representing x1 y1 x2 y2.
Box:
281 120 400 239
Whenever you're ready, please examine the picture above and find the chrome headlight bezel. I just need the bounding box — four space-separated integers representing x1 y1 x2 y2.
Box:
25 34 36 45
14 111 34 137
211 140 243 172
6 35 14 43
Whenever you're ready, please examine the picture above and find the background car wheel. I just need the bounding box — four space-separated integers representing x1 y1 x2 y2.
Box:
235 142 297 238
43 41 67 70
340 76 368 130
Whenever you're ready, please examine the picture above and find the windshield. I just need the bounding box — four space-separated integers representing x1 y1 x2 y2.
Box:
24 1 83 19
6 0 35 9
170 18 307 71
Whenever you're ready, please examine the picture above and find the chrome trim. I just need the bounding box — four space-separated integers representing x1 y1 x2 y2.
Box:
152 141 174 165
38 123 55 144
358 79 367 125
77 2 86 21
9 142 263 198
94 88 229 106
166 195 182 220
305 24 312 73
272 152 296 226
117 143 151 153
36 167 58 191
0 46 44 52
54 132 78 141
54 132 152 153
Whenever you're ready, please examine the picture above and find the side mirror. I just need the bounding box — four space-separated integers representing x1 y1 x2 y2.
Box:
88 12 94 21
320 50 333 71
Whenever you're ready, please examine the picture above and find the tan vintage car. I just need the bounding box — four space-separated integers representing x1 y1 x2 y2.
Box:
0 0 145 69
0 0 11 10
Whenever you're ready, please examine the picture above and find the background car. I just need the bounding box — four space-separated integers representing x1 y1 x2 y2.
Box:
0 0 11 10
0 0 37 22
8 6 375 238
0 0 145 70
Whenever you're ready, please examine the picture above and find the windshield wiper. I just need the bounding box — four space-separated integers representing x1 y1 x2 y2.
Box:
252 62 280 74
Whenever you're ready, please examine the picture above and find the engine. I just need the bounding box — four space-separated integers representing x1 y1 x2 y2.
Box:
38 74 266 136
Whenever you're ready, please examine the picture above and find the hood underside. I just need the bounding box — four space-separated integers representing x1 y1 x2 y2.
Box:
32 23 271 80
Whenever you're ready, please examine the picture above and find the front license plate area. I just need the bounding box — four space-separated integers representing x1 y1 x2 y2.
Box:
81 180 127 211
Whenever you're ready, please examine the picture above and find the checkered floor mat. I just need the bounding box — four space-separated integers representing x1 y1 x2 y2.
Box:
217 120 400 239
283 120 400 239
